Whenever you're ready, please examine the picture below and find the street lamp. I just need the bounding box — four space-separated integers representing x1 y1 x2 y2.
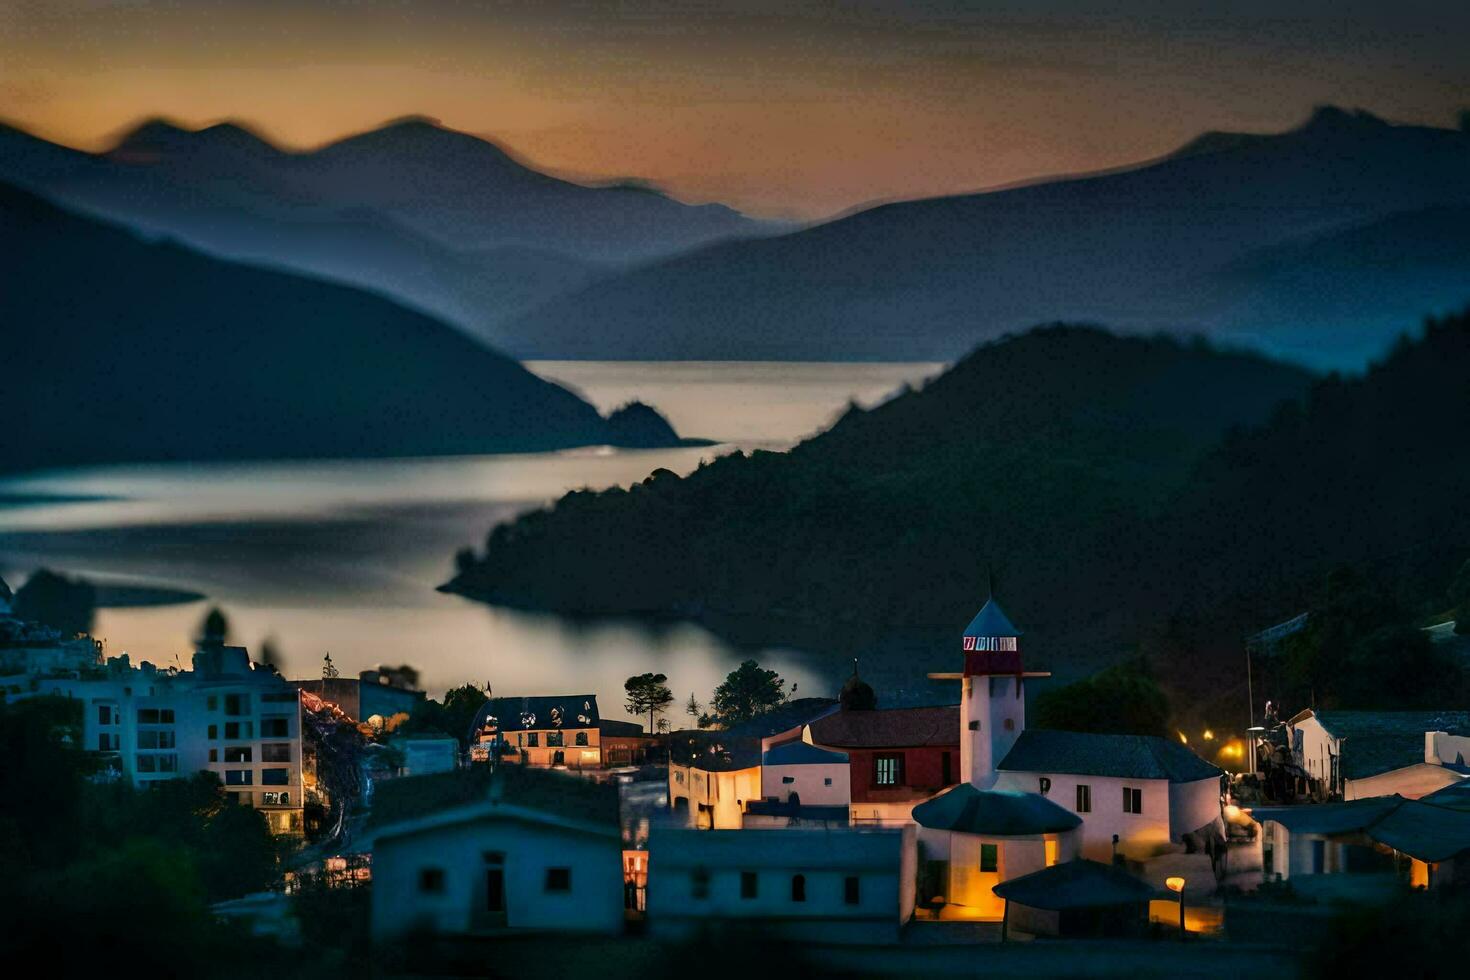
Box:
1165 876 1186 940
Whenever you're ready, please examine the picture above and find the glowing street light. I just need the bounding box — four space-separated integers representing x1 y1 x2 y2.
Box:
1165 876 1187 940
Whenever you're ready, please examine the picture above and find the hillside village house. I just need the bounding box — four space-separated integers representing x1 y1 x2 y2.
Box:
648 827 917 944
806 703 961 826
744 741 852 828
1286 709 1470 800
26 643 307 835
472 695 603 768
366 765 624 938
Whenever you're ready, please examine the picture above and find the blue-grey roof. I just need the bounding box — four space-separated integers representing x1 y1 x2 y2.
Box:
763 741 848 766
993 859 1159 910
1251 794 1470 863
963 598 1022 638
998 730 1222 783
1249 796 1403 835
1421 779 1470 811
1312 711 1470 780
913 785 1081 836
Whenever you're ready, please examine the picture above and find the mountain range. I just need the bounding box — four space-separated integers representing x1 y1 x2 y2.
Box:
0 116 775 351
503 108 1470 367
5 107 1467 366
0 181 688 472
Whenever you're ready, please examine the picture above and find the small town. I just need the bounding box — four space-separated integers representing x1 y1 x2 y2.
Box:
5 573 1467 976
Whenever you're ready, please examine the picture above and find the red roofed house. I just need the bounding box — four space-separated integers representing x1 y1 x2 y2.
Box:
807 703 961 827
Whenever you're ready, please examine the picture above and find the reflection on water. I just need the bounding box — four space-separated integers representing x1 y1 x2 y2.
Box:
0 361 941 717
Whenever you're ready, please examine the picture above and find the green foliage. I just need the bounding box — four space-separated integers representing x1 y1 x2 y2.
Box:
198 605 231 646
711 660 787 726
624 672 675 730
1032 659 1170 737
1280 566 1462 708
404 682 490 748
12 568 96 634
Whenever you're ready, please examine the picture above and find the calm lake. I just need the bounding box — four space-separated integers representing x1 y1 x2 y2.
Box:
0 361 941 722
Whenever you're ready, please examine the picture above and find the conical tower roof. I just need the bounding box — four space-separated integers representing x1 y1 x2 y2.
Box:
963 597 1022 639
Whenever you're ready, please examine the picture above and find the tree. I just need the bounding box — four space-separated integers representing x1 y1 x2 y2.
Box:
684 692 702 725
710 660 787 727
625 673 675 733
442 683 491 748
197 606 230 647
1033 659 1170 737
12 569 96 635
255 635 282 675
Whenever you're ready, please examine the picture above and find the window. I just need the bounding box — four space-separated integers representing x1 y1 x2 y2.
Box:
262 768 290 786
941 751 953 785
691 868 710 899
224 693 249 716
547 731 564 747
740 871 758 899
544 867 571 892
526 732 539 747
824 777 833 786
1004 718 1015 731
261 718 289 738
137 708 174 724
419 868 445 894
263 791 290 806
207 696 218 711
208 725 218 740
574 731 589 746
1076 784 1091 813
136 754 156 773
980 843 999 873
1038 776 1051 796
782 776 795 784
791 874 806 902
224 746 253 763
262 743 291 763
844 876 861 905
1123 787 1142 814
224 721 253 740
157 754 178 772
1045 838 1059 867
209 749 218 762
874 754 904 787
98 733 119 751
138 730 176 749
97 705 113 725
225 769 253 786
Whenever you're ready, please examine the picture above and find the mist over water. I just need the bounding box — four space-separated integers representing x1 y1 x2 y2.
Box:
0 361 940 720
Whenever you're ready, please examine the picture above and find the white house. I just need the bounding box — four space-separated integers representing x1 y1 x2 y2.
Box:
1287 709 1470 800
648 827 916 943
993 730 1225 863
366 765 624 939
759 740 850 806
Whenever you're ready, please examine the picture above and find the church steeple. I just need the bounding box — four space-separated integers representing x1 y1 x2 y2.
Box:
957 593 1032 789
962 596 1023 672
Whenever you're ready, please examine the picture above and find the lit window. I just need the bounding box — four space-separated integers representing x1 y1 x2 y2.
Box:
874 754 904 786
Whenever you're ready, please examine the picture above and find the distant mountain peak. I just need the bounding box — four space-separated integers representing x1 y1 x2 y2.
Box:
1297 104 1391 134
108 116 280 161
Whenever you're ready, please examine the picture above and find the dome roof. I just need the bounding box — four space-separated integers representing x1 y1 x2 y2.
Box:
913 784 1081 836
839 671 877 711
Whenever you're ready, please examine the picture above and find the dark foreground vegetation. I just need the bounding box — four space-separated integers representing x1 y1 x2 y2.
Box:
447 312 1470 718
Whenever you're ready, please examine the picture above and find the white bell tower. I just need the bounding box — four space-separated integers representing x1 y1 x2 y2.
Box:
931 595 1046 789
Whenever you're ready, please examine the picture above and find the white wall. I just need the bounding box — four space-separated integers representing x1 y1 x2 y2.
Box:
668 763 760 829
371 814 623 937
761 761 850 806
993 770 1174 861
1168 777 1223 840
1348 763 1464 801
1427 732 1470 766
1289 715 1340 793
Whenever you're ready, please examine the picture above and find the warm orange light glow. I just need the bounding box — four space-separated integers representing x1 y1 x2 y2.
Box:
1177 731 1188 745
1165 876 1186 893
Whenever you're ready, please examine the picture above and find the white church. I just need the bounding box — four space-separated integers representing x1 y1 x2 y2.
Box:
912 596 1225 917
